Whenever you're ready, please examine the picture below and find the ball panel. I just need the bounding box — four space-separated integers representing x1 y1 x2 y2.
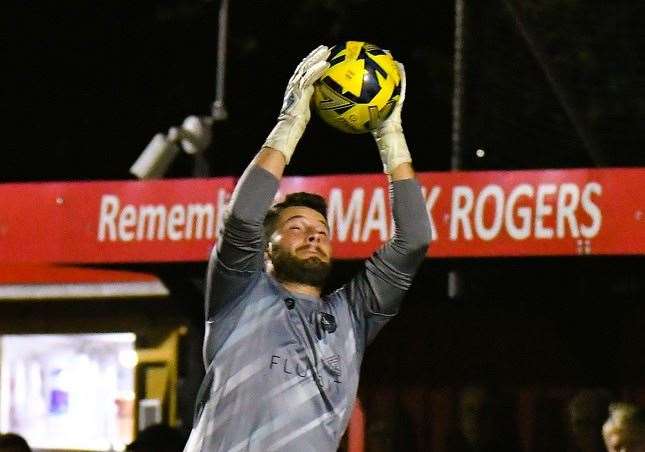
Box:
325 59 366 98
358 69 381 104
313 82 354 113
369 54 401 86
343 41 365 61
337 104 372 134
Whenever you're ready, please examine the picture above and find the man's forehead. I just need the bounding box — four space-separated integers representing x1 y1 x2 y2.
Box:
278 206 328 225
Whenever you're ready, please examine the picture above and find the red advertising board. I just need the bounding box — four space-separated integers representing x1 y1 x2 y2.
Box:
1 168 643 264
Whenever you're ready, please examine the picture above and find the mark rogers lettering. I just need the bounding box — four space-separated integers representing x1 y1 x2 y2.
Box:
0 168 642 263
447 181 602 242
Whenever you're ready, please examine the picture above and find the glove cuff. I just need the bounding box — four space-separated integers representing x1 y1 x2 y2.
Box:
373 126 412 174
262 116 307 164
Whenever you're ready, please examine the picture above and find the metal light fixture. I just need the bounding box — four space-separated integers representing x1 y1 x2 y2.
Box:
130 0 229 180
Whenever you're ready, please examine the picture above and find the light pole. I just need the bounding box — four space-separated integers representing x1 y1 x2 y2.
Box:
130 0 230 180
449 0 466 299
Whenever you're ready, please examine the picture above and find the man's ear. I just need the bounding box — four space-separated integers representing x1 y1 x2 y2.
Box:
264 241 274 273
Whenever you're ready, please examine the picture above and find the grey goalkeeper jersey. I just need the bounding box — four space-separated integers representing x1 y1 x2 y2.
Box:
184 166 430 452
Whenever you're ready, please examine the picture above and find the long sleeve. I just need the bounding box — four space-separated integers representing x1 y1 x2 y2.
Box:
204 165 279 320
342 177 431 346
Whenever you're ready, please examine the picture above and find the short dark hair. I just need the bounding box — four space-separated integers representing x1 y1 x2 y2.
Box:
0 433 32 452
126 424 185 452
263 192 328 244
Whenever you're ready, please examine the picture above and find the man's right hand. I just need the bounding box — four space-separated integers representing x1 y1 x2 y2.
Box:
262 45 331 165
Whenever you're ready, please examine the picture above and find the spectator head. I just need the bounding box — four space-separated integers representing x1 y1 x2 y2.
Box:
458 385 518 448
0 433 31 452
126 424 185 452
459 385 491 446
602 403 645 452
567 388 612 452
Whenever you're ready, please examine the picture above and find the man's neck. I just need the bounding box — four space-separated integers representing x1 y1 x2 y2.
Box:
278 279 322 299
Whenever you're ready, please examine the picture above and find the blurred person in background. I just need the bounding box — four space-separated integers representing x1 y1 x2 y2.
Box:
446 385 523 452
126 423 185 452
602 403 645 452
567 388 612 452
530 392 569 452
364 396 416 452
0 433 31 452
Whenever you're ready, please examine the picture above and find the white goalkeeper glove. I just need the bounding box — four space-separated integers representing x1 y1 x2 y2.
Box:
371 62 412 174
263 45 331 164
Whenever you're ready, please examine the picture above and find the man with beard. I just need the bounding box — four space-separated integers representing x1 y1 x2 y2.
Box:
183 45 431 452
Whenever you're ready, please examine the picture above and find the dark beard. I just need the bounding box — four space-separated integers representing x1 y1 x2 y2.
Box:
271 247 332 289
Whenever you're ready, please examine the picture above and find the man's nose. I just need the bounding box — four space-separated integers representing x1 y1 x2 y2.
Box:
307 230 321 243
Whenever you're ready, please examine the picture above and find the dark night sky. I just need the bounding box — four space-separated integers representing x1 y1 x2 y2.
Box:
4 0 644 183
5 1 452 182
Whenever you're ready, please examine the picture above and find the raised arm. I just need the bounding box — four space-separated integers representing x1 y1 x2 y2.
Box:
343 63 432 346
204 46 330 320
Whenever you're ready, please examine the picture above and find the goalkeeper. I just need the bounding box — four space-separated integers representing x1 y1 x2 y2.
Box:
183 45 431 452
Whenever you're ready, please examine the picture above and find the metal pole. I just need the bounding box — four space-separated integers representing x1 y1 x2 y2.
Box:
451 0 465 171
502 0 605 166
449 0 466 299
212 0 229 121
